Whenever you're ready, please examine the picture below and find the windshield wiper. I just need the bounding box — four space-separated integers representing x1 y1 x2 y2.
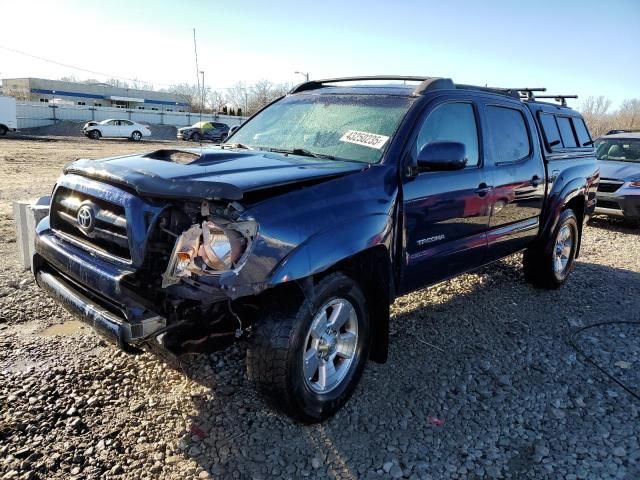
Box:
221 143 253 150
265 147 337 160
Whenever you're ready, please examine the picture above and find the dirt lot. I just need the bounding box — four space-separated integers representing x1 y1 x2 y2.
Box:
0 137 639 480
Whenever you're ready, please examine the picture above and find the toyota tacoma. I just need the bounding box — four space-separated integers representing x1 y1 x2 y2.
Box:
33 76 598 422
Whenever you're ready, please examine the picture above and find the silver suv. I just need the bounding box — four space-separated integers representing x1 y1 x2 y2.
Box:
595 131 640 225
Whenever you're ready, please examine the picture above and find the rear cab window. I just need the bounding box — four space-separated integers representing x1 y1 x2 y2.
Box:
536 110 593 152
556 117 577 148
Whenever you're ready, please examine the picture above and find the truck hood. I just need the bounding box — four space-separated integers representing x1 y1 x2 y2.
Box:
63 148 366 201
598 160 640 181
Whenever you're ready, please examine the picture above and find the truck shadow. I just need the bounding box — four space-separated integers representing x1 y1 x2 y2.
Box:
588 215 640 235
177 258 640 479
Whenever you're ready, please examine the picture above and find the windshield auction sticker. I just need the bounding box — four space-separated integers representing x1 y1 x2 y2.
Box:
340 130 390 149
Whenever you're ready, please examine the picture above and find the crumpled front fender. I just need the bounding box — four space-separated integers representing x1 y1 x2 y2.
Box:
267 213 394 286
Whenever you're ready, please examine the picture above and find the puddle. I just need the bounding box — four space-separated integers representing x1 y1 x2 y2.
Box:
40 320 85 337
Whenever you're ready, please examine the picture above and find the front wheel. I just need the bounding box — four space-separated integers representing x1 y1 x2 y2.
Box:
131 131 142 141
191 132 202 142
523 208 579 289
0 125 7 136
246 272 370 422
88 129 101 140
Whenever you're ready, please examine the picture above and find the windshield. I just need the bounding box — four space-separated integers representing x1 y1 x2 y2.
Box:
226 94 413 163
595 138 640 163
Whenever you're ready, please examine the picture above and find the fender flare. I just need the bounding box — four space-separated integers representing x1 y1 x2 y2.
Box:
539 176 587 254
267 213 393 286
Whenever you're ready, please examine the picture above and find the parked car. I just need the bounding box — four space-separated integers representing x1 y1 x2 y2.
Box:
594 132 640 225
177 121 229 142
33 76 598 422
83 119 151 141
0 95 18 136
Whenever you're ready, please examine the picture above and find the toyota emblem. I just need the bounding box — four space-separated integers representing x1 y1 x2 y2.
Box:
76 205 95 232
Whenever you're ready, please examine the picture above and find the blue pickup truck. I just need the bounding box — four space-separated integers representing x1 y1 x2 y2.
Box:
33 76 598 422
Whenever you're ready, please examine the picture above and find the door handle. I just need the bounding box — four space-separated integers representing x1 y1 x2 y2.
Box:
475 183 493 197
531 175 542 187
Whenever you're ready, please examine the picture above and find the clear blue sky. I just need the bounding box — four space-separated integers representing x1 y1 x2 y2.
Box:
1 0 638 108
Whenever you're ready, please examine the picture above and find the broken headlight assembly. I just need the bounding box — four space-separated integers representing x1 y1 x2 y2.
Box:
162 218 257 287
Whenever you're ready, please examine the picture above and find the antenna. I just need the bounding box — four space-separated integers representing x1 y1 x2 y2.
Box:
193 28 203 146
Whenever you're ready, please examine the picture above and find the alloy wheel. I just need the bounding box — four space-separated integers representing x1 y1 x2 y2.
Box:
302 298 359 394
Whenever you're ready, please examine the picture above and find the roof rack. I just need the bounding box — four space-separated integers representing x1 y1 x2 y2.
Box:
533 94 578 107
506 88 547 101
289 76 454 95
288 77 575 105
456 84 521 99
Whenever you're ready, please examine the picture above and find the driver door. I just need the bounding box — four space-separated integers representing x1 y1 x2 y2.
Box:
400 99 492 293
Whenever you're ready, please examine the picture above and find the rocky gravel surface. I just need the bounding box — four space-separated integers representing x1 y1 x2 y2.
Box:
1 137 639 479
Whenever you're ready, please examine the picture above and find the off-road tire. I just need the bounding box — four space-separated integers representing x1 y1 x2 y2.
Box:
523 208 579 289
88 129 101 140
246 272 370 422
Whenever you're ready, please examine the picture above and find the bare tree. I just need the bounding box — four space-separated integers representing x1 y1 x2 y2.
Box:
580 96 640 138
225 82 249 113
617 99 640 130
580 96 613 138
167 83 202 111
208 89 226 113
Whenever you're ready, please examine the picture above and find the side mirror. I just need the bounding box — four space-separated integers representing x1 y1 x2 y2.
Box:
228 125 240 136
417 141 467 171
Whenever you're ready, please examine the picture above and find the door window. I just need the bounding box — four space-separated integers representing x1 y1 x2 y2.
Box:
486 106 531 163
414 102 479 167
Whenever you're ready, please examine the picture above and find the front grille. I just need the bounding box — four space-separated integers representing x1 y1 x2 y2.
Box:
598 179 624 193
50 186 130 260
598 199 621 210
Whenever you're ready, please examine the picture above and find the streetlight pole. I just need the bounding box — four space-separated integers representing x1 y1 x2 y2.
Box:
295 71 310 82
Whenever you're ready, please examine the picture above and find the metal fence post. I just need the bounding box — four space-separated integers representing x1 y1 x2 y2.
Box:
50 105 57 123
89 107 96 121
159 112 164 125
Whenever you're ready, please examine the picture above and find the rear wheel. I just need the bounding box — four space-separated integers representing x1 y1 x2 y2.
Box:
131 131 142 141
523 208 579 289
88 129 101 140
246 272 370 422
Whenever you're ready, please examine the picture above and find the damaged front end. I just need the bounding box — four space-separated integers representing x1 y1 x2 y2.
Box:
33 174 264 356
161 204 257 288
126 200 261 354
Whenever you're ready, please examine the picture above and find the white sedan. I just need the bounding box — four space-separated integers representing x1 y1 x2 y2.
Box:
83 119 151 141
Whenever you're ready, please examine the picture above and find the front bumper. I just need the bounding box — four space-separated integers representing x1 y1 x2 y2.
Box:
33 219 167 349
595 191 640 220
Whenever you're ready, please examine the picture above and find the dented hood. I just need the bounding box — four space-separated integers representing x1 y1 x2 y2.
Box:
64 148 366 201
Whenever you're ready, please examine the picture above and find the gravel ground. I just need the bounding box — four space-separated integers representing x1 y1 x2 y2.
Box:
17 121 179 141
1 137 639 480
